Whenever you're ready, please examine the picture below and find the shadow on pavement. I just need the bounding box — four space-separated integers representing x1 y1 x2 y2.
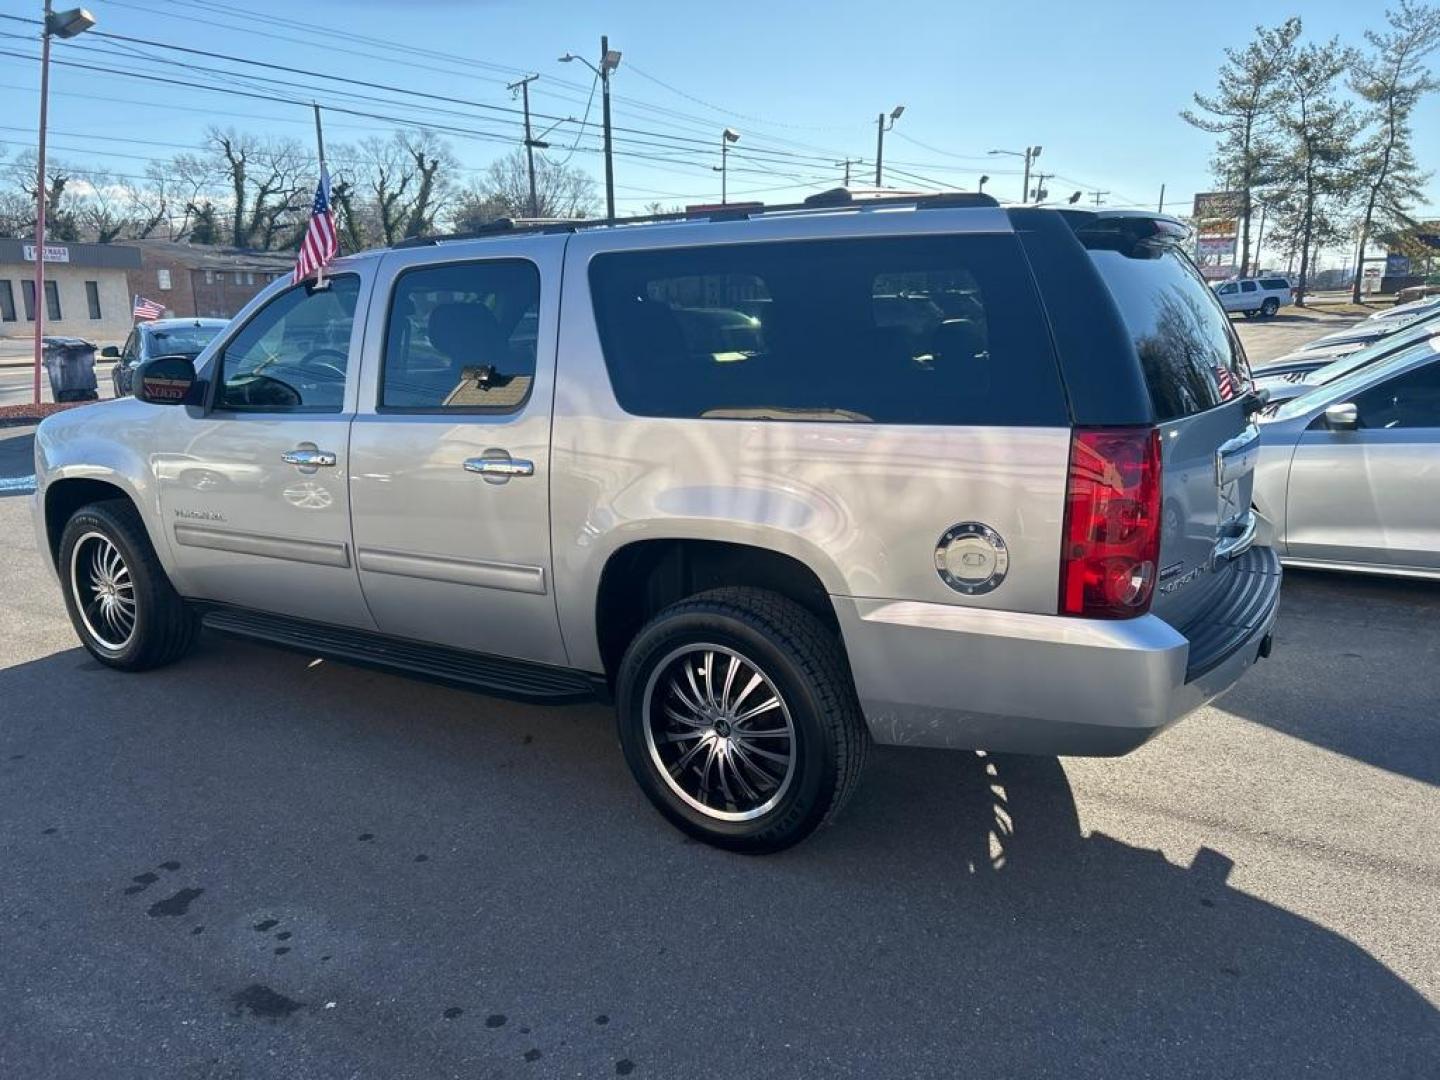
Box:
0 636 1434 1078
0 427 35 499
1219 568 1440 786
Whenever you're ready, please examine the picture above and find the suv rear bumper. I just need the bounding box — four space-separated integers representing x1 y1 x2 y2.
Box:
834 547 1280 756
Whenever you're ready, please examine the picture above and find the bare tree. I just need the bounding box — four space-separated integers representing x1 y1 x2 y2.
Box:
207 128 308 249
470 148 598 220
1183 18 1302 276
1348 0 1440 300
73 171 133 243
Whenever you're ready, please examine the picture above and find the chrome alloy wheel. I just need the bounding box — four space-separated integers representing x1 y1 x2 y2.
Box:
642 643 797 822
70 531 137 651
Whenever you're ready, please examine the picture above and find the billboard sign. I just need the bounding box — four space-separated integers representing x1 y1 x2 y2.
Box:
1192 192 1242 280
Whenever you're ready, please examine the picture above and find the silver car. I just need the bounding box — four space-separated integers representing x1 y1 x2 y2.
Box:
1255 338 1440 578
31 194 1280 851
1255 315 1440 406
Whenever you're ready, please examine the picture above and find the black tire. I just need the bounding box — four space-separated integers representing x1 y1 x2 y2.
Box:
615 587 869 853
58 499 198 672
1261 298 1280 317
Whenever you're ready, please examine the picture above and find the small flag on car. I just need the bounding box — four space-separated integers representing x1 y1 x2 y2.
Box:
133 295 164 321
1215 364 1237 401
293 166 339 285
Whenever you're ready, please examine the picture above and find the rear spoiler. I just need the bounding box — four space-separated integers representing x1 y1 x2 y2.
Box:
1063 211 1192 256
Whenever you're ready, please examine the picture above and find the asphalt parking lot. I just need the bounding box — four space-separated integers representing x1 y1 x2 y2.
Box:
1233 302 1367 366
2 314 1437 1079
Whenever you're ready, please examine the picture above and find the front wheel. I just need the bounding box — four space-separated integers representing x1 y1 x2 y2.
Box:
615 587 869 853
58 500 198 671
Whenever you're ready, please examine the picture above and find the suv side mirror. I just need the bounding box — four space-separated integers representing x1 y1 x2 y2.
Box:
1324 402 1359 431
134 355 199 406
100 344 120 358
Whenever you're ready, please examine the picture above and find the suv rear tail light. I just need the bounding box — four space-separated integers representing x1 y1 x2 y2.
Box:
1060 427 1162 619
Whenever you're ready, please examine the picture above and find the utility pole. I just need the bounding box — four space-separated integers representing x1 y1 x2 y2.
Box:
837 158 862 186
714 127 740 205
600 36 616 220
1157 183 1166 213
508 74 541 217
1030 172 1052 203
1089 190 1109 206
312 102 327 171
987 145 1041 204
874 105 904 187
559 39 620 219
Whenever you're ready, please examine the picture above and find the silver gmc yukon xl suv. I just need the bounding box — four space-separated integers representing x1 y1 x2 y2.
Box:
32 192 1280 851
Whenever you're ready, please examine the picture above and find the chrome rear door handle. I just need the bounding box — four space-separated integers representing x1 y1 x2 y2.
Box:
464 457 534 479
281 448 337 467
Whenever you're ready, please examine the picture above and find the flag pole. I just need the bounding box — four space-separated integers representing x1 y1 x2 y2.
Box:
312 103 327 288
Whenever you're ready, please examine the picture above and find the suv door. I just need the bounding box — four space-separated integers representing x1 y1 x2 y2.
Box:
347 244 567 665
1215 282 1240 312
1238 279 1259 311
1286 357 1440 570
1086 244 1258 631
154 272 375 629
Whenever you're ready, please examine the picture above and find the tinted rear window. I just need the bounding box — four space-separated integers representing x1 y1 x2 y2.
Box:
1259 278 1290 290
1088 246 1248 421
588 235 1068 426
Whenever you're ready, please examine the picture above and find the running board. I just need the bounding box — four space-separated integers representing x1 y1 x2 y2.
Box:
199 606 600 704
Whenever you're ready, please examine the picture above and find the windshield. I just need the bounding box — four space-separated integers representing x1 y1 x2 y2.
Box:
1272 337 1440 422
147 325 223 358
1301 311 1440 386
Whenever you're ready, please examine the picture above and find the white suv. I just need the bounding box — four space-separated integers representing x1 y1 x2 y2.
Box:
1214 276 1293 318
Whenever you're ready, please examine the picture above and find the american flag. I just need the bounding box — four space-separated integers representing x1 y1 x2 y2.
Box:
293 166 339 284
133 295 164 321
1215 364 1238 401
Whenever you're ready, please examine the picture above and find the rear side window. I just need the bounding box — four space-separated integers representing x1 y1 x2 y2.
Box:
1240 281 1257 293
589 235 1067 426
1259 278 1289 290
381 260 540 411
1089 246 1247 421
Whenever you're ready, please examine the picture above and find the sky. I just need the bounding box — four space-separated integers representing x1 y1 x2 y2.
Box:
1 0 1437 267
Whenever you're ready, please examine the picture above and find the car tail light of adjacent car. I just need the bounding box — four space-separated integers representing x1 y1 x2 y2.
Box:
1060 427 1163 619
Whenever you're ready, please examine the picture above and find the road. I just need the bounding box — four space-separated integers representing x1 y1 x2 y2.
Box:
1 464 1437 1076
2 313 1436 1078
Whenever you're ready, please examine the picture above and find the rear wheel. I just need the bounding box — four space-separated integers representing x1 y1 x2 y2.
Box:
1261 297 1280 317
615 587 868 853
58 500 198 671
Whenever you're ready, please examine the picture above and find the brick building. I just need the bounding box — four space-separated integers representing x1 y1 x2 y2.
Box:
0 239 140 342
119 239 295 320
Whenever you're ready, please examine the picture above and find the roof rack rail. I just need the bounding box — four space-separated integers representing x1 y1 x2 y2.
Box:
390 188 1002 248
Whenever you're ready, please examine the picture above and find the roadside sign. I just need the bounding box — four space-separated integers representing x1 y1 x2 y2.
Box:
22 243 70 263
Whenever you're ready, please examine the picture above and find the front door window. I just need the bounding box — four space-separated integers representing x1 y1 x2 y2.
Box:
215 277 359 413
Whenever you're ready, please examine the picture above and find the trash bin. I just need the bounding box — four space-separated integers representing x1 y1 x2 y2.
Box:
41 336 99 402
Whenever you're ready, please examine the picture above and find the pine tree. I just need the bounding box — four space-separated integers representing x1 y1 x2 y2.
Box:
1348 1 1440 300
1182 18 1302 276
1265 40 1363 304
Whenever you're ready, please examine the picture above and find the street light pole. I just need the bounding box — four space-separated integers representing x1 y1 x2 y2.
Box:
562 39 620 220
714 127 739 204
988 145 1042 204
874 105 904 187
31 2 96 406
508 74 541 217
600 35 616 220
